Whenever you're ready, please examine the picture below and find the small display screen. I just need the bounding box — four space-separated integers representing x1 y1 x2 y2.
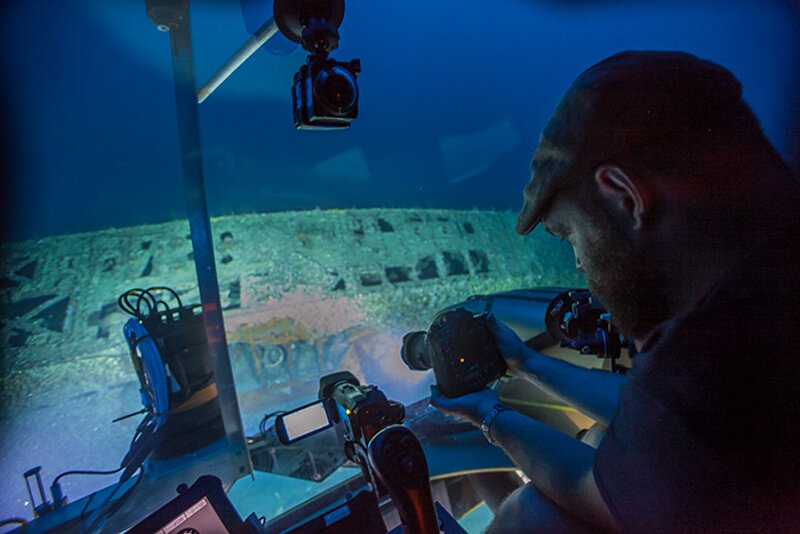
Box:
157 496 229 534
283 401 332 441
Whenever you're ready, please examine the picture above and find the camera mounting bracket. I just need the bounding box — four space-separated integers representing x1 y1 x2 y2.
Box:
274 0 345 54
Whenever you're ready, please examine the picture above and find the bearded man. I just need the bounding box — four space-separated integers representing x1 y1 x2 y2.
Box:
431 51 800 532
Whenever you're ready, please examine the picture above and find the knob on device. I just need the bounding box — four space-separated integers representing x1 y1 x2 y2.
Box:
367 425 440 534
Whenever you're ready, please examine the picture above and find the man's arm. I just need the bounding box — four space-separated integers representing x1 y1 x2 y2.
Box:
490 316 627 425
430 387 617 532
490 409 616 531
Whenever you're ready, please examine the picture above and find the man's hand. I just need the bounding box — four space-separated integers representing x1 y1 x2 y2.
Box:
429 385 500 427
487 314 538 377
488 313 627 426
433 382 618 532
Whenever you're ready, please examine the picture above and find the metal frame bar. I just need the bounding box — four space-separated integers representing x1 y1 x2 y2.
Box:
168 8 251 478
197 18 280 104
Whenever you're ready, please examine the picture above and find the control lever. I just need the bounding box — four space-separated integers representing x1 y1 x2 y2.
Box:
367 425 440 534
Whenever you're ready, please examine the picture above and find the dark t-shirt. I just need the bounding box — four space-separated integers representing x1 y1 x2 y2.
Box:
593 222 800 532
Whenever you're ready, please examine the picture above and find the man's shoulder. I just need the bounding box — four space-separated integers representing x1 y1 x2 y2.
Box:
633 221 800 424
641 221 800 375
593 222 800 531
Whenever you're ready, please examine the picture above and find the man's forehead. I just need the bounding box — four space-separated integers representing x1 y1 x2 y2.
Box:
516 137 576 235
524 139 573 196
531 139 573 170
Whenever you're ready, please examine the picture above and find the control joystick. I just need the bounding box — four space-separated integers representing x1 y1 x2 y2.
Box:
367 425 439 534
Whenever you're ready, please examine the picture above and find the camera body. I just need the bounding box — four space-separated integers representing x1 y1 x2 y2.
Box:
292 56 361 130
402 308 507 398
274 0 361 130
319 371 404 443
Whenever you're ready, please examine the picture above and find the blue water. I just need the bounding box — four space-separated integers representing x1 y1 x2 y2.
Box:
1 0 798 242
1 0 799 530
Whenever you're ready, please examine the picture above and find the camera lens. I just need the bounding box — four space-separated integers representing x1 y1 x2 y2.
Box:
400 331 432 371
314 65 358 116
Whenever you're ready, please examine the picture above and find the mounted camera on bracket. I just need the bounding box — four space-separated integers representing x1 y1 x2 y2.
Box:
274 0 361 130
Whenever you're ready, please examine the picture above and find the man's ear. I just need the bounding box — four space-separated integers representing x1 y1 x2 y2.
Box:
594 165 648 230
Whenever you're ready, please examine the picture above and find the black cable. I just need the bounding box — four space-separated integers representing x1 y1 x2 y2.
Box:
53 466 125 486
119 424 160 483
84 469 145 534
128 414 152 451
117 291 131 314
146 286 182 308
112 409 147 423
119 288 148 319
124 289 145 315
141 287 180 317
154 300 170 314
117 290 140 318
119 287 183 321
135 290 155 317
74 420 153 530
130 332 153 350
259 411 286 440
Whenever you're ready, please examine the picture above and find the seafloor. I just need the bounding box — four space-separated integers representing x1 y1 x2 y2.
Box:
0 207 582 526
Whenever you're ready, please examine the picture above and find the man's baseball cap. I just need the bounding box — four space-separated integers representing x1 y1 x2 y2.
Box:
516 50 748 235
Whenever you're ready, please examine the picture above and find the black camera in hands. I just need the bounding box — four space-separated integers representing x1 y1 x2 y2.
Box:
401 308 507 398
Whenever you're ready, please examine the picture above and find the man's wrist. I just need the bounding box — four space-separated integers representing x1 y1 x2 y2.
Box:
479 403 509 444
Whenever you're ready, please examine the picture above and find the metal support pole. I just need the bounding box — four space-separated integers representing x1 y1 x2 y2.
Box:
197 18 279 104
167 10 251 478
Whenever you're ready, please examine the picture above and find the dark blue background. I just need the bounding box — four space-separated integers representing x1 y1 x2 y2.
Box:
1 0 798 241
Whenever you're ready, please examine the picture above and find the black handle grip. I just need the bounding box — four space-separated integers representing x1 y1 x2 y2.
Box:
368 425 439 534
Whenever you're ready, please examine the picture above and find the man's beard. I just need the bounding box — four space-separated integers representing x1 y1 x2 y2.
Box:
583 220 670 342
